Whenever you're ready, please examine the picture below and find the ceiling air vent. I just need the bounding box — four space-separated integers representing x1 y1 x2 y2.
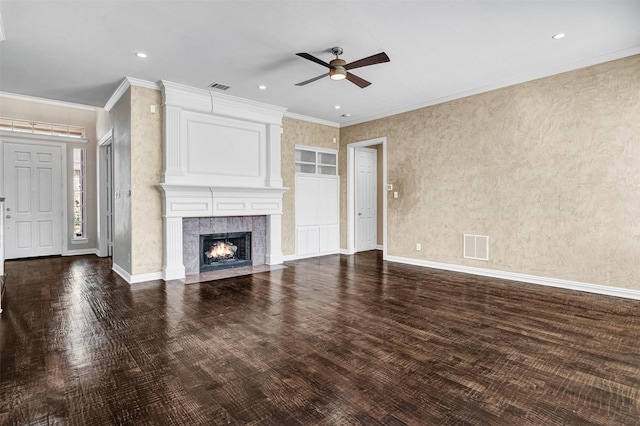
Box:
208 82 231 91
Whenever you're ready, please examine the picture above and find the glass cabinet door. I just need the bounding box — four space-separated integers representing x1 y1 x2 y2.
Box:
296 148 337 176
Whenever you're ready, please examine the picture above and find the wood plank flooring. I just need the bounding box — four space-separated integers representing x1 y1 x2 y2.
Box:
1 251 639 425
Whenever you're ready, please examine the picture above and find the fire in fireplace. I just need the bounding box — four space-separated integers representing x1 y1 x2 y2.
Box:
199 232 252 273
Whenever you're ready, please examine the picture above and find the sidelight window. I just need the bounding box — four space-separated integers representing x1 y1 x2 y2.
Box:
72 148 86 239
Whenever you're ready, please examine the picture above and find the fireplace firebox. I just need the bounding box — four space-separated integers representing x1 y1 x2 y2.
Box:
199 232 252 273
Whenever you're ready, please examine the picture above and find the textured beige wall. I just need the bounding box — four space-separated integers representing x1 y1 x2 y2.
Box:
281 117 340 255
130 86 163 275
110 88 132 273
340 55 640 290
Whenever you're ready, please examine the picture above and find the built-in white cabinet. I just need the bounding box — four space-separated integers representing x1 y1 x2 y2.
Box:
295 147 337 176
295 146 339 258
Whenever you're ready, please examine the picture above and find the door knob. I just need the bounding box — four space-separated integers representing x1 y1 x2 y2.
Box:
358 212 362 216
5 215 11 219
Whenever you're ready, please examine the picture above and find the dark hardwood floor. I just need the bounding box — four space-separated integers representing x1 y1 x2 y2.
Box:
1 251 639 425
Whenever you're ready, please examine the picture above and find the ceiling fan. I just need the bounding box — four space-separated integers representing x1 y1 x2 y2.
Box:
295 47 390 88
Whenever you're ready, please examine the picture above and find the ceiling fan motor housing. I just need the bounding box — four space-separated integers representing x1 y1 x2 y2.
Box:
329 58 347 80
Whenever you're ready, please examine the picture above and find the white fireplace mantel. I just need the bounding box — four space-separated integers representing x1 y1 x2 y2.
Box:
158 184 288 218
158 81 288 281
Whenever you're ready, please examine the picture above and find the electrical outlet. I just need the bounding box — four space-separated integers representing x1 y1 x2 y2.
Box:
416 243 421 251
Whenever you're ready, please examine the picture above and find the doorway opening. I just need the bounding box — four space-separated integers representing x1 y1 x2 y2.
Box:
97 130 113 257
346 137 387 258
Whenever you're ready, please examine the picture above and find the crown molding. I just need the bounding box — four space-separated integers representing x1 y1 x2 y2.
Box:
342 46 640 127
0 91 95 111
284 111 340 128
104 77 161 112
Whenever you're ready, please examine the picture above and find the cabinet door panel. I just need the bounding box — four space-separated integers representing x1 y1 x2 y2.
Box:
297 227 309 256
316 177 338 225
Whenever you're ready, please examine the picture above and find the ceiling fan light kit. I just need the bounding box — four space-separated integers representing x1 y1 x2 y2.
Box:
296 46 390 88
329 62 347 80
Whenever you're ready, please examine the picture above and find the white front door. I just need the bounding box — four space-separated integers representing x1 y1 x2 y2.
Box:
355 147 377 252
3 142 63 259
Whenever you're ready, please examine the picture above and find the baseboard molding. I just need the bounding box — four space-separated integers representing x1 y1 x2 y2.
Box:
376 245 384 250
112 263 131 283
283 251 341 261
385 255 640 301
63 248 99 256
112 263 163 284
130 271 163 284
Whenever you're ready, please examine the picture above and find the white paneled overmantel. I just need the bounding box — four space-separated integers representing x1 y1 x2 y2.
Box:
158 81 288 281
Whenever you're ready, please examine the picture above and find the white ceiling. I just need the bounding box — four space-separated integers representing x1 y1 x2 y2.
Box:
1 1 639 125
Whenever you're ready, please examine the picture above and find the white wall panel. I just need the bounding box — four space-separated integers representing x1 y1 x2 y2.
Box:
186 120 262 177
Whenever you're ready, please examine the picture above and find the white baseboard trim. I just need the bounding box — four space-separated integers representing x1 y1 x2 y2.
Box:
112 262 131 283
385 255 640 301
376 245 384 250
130 271 164 284
63 248 99 256
283 251 341 261
340 248 354 255
112 263 164 284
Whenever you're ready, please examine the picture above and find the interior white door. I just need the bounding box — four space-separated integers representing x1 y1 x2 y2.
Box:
3 142 63 259
355 147 377 252
105 144 114 257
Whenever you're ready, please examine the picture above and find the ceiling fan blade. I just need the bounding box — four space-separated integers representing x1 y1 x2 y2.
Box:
295 73 329 86
346 72 371 88
345 52 390 70
296 52 332 68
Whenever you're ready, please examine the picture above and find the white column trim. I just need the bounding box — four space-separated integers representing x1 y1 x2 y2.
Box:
265 215 284 265
163 217 186 280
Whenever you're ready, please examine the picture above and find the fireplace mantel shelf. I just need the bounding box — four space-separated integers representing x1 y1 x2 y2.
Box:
158 183 288 219
158 183 288 196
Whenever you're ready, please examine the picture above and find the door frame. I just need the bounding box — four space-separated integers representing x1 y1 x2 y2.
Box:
0 134 68 256
97 129 113 257
346 136 387 258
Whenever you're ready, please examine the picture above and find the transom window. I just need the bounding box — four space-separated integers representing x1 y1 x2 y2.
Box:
0 117 85 138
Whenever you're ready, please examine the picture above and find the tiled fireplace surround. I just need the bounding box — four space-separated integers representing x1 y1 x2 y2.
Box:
158 81 287 281
183 216 266 276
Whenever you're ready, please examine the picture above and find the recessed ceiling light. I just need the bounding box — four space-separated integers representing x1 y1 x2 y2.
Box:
552 33 566 40
334 105 341 109
258 85 267 90
135 52 147 58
